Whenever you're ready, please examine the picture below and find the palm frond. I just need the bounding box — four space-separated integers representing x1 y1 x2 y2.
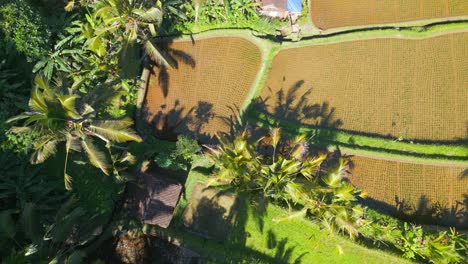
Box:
29 87 48 114
31 136 60 164
89 118 142 142
81 138 110 175
57 94 81 119
64 0 75 11
81 83 120 112
5 114 31 124
34 75 49 90
143 39 170 67
270 128 281 148
135 7 162 24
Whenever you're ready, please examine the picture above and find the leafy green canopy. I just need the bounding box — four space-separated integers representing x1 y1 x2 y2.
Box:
207 128 367 240
71 0 170 74
7 75 142 190
0 0 51 61
208 128 468 263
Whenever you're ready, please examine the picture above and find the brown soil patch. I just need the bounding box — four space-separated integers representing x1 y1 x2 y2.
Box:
258 32 468 141
311 0 468 30
348 156 467 227
143 37 261 142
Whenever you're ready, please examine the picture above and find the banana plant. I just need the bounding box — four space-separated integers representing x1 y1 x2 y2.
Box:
7 75 142 190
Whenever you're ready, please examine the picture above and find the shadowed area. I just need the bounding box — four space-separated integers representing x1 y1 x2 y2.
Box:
142 36 262 143
182 183 240 241
348 156 468 228
311 0 468 30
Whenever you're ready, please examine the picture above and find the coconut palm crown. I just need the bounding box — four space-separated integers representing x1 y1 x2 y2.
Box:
7 75 142 189
81 0 170 68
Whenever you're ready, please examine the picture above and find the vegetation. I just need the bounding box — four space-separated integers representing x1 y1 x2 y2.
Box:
7 75 142 189
0 0 467 262
165 162 411 264
206 128 467 263
154 135 201 170
0 0 50 61
249 110 468 162
207 128 367 239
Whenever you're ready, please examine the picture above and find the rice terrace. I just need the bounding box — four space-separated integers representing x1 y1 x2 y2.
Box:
2 0 468 263
311 0 468 30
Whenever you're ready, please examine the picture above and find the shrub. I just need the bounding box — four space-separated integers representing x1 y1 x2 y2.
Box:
173 135 201 165
207 128 366 239
0 0 51 61
193 0 259 24
0 60 34 153
154 135 201 171
391 223 467 264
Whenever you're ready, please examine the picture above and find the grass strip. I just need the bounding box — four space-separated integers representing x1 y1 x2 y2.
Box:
161 168 410 264
245 110 468 164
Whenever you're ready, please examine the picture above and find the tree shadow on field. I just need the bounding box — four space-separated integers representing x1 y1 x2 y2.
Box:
141 98 218 142
360 194 468 229
178 181 309 263
147 38 196 98
247 77 343 148
266 229 309 264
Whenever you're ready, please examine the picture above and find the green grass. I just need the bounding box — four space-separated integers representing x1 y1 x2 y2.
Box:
157 166 410 264
246 110 468 164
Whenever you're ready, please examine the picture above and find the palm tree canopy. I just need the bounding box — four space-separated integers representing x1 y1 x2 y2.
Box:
7 75 142 189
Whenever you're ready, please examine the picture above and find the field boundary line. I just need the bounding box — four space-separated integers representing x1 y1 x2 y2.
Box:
280 25 468 49
339 148 468 168
246 110 468 166
310 16 468 35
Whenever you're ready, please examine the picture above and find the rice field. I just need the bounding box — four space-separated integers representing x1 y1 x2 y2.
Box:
258 32 468 141
348 156 467 226
143 37 261 142
310 0 468 30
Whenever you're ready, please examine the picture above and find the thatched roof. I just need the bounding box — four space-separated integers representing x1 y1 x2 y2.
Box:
137 172 183 228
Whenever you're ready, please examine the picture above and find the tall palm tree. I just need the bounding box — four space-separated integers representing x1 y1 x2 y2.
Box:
7 75 142 189
81 0 170 69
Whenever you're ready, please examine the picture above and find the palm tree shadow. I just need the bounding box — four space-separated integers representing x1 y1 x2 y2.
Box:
266 229 309 263
362 194 468 228
141 98 218 142
148 38 196 98
248 77 343 147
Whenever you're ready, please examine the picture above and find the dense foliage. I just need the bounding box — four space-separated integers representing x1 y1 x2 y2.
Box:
0 0 51 62
0 0 466 263
207 128 366 239
0 0 165 261
207 128 468 263
7 75 142 189
154 135 201 170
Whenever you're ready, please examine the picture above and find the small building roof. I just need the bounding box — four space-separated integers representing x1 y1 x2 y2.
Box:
136 172 183 228
260 0 288 17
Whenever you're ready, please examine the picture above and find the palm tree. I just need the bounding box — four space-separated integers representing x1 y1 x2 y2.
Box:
207 128 327 206
81 0 170 70
207 128 367 239
7 75 142 189
302 158 367 239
